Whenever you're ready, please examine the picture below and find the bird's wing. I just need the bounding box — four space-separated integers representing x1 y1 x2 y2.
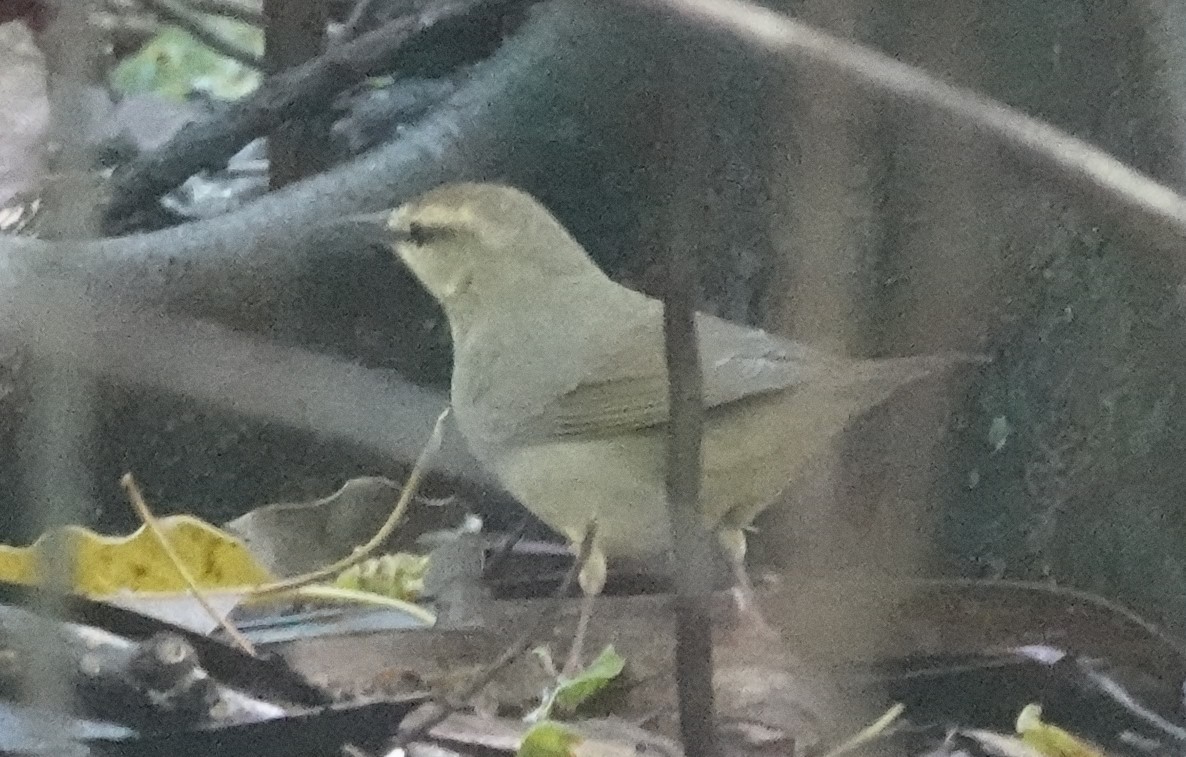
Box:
516 308 826 440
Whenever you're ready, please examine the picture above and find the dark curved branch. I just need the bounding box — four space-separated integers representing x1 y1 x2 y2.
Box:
185 0 264 27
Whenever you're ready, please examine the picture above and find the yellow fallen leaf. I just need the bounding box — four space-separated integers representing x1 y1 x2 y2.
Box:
0 517 273 596
1016 703 1105 757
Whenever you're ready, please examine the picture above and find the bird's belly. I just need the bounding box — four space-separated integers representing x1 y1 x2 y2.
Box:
492 435 675 562
487 427 797 563
470 385 872 564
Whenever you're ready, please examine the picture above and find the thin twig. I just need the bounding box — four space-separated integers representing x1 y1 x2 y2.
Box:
820 703 905 757
93 11 162 41
138 0 264 68
658 53 721 757
249 407 450 595
121 473 258 656
185 0 264 26
480 515 531 582
279 584 437 625
390 523 598 751
916 577 1186 663
338 0 379 41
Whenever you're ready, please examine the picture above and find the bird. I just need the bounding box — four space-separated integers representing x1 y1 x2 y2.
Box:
352 182 972 663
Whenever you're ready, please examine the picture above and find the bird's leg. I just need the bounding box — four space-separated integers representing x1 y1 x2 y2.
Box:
563 543 606 677
718 528 776 636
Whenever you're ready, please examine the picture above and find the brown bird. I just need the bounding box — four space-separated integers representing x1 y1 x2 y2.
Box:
355 182 970 662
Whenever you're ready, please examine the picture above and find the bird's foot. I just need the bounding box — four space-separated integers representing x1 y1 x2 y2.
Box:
561 590 595 678
729 576 781 643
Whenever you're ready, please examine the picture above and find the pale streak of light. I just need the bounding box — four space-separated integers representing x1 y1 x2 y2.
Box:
4 281 488 489
24 0 101 746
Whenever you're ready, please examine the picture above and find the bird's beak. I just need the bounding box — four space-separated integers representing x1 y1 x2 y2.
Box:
332 211 399 248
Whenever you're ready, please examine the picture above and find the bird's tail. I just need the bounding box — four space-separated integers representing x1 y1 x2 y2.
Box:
847 350 987 408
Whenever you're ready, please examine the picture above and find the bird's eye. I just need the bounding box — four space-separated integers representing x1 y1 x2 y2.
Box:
403 220 454 247
407 221 429 245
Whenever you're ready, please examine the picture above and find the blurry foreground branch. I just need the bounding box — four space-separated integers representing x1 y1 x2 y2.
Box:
658 62 720 756
5 280 492 498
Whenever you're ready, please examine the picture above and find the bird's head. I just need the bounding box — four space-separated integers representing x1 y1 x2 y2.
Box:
348 184 604 325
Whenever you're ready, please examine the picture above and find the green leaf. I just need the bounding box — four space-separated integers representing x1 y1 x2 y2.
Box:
516 721 582 757
522 644 625 724
552 645 624 714
110 20 262 101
